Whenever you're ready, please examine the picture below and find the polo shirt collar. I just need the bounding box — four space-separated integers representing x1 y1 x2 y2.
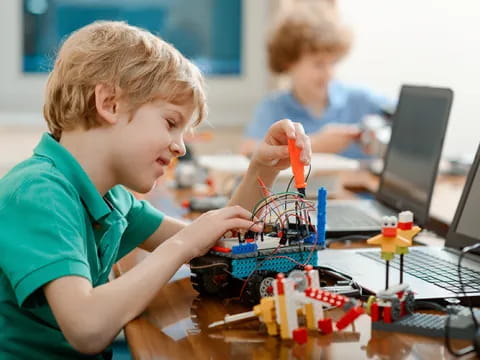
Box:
34 133 111 221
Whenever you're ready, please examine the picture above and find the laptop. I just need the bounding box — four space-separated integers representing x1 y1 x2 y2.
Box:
318 141 480 305
326 85 453 237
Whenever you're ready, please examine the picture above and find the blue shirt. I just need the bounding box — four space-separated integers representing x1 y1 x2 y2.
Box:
245 80 392 159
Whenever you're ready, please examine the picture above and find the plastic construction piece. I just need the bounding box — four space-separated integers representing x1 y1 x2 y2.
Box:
231 251 318 279
367 217 410 255
208 268 364 344
292 327 308 344
211 246 231 253
303 234 316 245
231 243 258 255
316 187 327 247
190 180 327 306
337 306 364 330
305 288 348 308
366 283 415 324
318 318 333 334
372 307 480 340
366 212 420 289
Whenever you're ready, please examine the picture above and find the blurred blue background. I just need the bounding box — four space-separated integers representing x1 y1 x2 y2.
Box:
23 0 242 75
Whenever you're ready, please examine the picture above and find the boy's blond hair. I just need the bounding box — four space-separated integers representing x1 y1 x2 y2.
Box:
268 1 352 74
44 21 207 139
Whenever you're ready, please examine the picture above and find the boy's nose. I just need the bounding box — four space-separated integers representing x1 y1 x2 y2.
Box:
170 140 186 157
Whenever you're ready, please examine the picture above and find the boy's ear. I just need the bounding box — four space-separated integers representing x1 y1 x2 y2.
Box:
94 83 120 125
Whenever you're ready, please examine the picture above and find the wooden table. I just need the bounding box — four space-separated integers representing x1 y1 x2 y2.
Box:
114 172 475 359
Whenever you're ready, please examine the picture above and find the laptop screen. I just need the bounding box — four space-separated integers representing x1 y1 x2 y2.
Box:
446 143 480 250
377 86 453 225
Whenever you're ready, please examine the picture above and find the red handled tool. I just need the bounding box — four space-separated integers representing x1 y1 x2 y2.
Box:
288 138 306 196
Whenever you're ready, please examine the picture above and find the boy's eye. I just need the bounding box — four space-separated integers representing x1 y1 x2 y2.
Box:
166 119 176 129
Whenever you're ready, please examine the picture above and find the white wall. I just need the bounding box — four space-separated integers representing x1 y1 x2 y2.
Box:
336 0 480 158
2 0 480 159
0 0 269 127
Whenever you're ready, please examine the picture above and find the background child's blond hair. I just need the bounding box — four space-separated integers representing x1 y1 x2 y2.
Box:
43 21 207 139
267 1 352 74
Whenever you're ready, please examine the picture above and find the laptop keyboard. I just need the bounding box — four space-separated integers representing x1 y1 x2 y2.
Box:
359 249 480 294
327 205 380 228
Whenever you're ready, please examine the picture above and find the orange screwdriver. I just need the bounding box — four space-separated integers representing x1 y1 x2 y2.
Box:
288 138 306 196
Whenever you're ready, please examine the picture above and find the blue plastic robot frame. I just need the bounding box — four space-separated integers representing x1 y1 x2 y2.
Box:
190 188 326 305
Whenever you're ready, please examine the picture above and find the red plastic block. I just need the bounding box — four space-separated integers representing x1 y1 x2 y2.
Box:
336 306 364 330
211 246 231 253
398 221 413 230
317 318 333 334
382 228 397 237
276 273 285 295
383 307 392 323
371 303 379 322
293 327 308 344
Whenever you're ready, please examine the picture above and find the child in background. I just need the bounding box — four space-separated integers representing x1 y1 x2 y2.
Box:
0 21 310 359
241 1 392 159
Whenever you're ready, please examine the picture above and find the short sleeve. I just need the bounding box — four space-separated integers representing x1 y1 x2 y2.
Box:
110 187 164 261
0 174 91 307
244 96 280 139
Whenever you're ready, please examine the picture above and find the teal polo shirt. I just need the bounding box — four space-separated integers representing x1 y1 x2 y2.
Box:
0 133 164 359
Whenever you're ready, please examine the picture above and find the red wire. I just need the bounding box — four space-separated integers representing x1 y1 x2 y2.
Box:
238 243 281 299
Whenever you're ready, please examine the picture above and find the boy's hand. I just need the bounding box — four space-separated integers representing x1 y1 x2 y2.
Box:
310 124 361 154
167 205 262 260
250 119 311 171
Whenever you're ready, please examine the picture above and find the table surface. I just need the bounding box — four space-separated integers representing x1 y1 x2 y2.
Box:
114 170 476 359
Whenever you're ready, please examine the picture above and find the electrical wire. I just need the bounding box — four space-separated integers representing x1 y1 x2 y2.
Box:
256 176 284 225
190 263 229 270
414 300 446 312
237 167 317 300
458 244 480 328
190 262 236 278
286 163 312 194
256 197 316 220
245 220 265 237
253 195 315 229
445 242 480 357
314 265 364 298
237 234 319 298
251 192 303 219
251 192 299 215
238 243 282 299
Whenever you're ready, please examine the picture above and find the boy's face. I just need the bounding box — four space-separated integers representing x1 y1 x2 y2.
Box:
110 98 194 193
289 52 339 98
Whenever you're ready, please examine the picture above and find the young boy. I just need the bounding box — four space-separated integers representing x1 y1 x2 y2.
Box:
241 1 392 159
0 21 310 359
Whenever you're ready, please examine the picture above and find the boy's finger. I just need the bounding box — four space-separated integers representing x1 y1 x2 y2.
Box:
224 219 263 232
220 205 254 220
301 136 312 165
293 122 306 140
270 119 296 139
263 144 289 161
